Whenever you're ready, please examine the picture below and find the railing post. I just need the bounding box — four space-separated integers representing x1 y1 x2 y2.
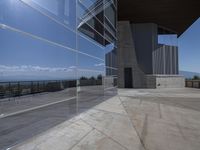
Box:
42 81 44 92
8 82 11 101
31 81 33 94
1 79 69 101
37 81 40 93
199 81 200 89
18 82 20 97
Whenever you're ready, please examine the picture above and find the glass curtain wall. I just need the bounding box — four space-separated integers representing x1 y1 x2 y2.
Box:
77 0 118 112
0 0 117 149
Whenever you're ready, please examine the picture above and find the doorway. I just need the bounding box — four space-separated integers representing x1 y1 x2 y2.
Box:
124 68 133 88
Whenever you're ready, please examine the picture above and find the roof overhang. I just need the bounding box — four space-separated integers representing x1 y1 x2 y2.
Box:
118 0 200 36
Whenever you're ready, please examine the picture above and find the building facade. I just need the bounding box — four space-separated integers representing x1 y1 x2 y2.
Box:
117 22 184 89
116 0 200 89
0 0 117 148
1 0 200 149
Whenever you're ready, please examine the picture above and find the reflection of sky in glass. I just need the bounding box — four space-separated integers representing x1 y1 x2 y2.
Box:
78 0 99 19
31 0 59 15
0 0 117 81
158 34 178 46
0 27 77 81
105 43 115 53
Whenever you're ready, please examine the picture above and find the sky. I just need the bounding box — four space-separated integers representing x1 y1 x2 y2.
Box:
179 18 200 73
0 0 108 81
1 0 199 81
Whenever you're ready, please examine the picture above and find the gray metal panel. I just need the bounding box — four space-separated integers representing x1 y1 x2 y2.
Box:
153 44 178 75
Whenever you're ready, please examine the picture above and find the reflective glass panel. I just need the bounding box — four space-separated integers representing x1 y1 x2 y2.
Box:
0 26 77 149
78 53 105 72
77 70 104 113
0 0 76 49
22 0 76 29
0 0 117 149
78 34 105 59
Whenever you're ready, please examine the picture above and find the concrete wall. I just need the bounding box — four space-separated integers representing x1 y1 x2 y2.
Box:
146 75 185 88
117 21 183 89
117 21 146 88
131 23 158 74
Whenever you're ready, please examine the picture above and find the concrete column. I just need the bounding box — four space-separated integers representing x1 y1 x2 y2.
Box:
117 21 146 88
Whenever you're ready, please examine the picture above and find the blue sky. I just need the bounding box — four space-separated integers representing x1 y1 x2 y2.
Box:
0 0 107 81
179 18 200 73
0 0 199 81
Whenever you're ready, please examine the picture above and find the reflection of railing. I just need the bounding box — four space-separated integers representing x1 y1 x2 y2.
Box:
80 79 102 86
185 80 200 88
0 80 76 100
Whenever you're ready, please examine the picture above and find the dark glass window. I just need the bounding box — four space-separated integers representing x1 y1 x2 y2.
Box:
78 0 117 46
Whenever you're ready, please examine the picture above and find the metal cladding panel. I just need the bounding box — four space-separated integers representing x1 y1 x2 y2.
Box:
153 44 179 75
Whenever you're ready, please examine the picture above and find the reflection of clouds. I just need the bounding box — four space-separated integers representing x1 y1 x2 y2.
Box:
31 0 59 15
94 63 104 67
69 66 77 69
0 65 76 72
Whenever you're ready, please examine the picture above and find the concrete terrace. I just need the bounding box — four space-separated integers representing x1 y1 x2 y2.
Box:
6 88 200 150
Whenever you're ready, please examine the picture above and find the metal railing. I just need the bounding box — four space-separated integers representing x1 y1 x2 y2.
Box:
0 80 76 100
185 80 200 88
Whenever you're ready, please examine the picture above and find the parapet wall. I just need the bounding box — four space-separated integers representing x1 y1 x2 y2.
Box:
146 75 185 89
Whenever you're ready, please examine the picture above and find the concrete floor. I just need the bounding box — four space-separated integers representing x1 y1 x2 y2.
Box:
7 88 200 150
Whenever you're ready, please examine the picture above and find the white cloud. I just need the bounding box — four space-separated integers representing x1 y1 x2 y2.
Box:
0 65 76 73
94 63 105 67
69 66 77 69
